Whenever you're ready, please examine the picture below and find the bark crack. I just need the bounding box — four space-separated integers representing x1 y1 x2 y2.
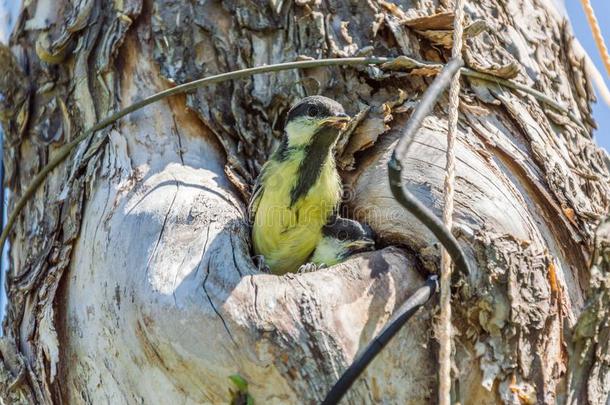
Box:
249 275 262 320
194 225 237 345
91 177 112 265
172 116 185 165
202 260 237 346
229 233 243 277
144 178 179 281
193 224 212 282
172 251 190 306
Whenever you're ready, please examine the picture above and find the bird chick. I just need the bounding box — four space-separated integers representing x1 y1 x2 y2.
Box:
310 217 375 268
248 96 350 274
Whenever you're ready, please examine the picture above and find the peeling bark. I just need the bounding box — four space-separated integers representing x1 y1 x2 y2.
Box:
567 217 610 405
0 0 609 404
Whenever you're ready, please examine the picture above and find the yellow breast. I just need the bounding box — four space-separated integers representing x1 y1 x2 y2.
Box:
252 151 341 274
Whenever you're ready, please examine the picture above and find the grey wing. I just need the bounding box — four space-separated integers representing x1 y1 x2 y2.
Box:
248 155 275 225
247 178 264 226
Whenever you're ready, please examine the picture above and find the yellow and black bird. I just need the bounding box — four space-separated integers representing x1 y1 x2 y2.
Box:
248 96 350 274
310 217 375 268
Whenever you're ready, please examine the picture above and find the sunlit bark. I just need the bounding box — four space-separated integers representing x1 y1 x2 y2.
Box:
0 0 608 403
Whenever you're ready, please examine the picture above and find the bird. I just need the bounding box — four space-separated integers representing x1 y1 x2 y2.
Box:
248 95 350 274
309 216 375 268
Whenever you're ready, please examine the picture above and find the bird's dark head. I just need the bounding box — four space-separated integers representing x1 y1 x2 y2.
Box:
322 217 375 256
284 96 350 147
310 217 375 266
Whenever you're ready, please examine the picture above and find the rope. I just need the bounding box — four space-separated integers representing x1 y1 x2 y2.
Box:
439 0 465 403
579 0 610 77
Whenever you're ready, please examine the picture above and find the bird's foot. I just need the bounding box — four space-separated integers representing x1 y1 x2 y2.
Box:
297 262 327 274
253 255 271 274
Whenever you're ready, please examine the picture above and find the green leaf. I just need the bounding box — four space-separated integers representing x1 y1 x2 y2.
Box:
229 374 248 393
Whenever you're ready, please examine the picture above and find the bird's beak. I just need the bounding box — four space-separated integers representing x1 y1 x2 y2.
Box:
322 113 351 129
346 238 375 253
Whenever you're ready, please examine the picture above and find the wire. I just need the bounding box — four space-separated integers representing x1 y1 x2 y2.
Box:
388 157 470 277
390 58 472 277
321 276 439 405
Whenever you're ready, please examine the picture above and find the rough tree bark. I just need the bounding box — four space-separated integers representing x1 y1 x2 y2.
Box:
0 0 609 404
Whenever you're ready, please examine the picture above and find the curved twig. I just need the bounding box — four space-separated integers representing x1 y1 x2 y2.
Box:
0 57 583 265
394 59 463 158
460 68 587 131
0 57 391 254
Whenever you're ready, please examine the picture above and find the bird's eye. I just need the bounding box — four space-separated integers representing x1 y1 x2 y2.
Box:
307 106 319 117
337 231 348 241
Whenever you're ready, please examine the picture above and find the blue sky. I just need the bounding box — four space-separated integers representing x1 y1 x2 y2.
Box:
566 0 610 151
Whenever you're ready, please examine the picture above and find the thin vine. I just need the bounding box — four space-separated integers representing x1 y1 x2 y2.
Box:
0 56 585 261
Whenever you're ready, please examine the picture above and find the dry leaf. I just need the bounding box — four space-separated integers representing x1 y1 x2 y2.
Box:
563 207 577 225
380 55 442 73
465 49 521 79
402 11 454 30
337 90 409 170
415 29 453 48
414 20 488 49
410 66 443 76
379 0 408 20
335 107 370 157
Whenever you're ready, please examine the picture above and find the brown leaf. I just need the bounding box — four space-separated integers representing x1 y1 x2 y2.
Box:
379 0 408 20
410 66 443 76
563 207 577 226
337 91 409 170
380 55 443 73
402 11 454 30
335 107 370 158
466 53 521 79
414 29 453 49
414 20 488 49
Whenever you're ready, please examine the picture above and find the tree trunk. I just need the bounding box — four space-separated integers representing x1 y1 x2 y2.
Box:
0 0 608 404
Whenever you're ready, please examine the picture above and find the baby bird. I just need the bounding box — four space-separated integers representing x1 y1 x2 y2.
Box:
310 217 375 267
